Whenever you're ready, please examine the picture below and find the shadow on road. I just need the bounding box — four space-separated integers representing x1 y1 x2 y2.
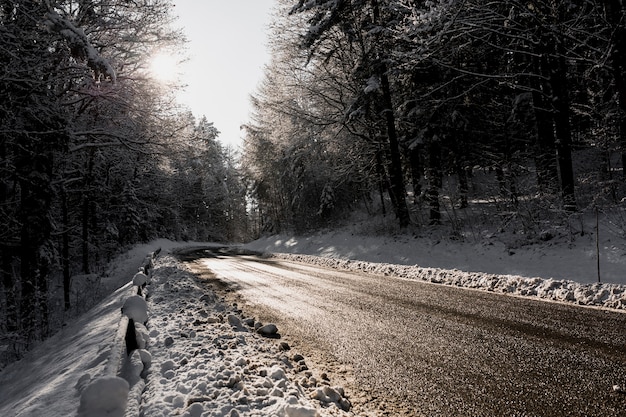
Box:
173 245 263 261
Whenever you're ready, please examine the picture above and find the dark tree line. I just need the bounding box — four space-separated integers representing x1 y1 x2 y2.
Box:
0 0 246 357
243 0 626 233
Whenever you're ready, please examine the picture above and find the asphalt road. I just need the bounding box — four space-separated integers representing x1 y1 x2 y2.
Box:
179 247 626 416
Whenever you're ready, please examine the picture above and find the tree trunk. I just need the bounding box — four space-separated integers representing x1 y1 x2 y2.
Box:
550 52 577 211
531 51 559 194
82 195 90 274
37 247 50 338
1 244 18 333
534 1 576 211
426 141 442 225
17 143 53 340
532 7 576 211
82 150 95 274
603 0 626 180
450 132 468 209
371 0 410 228
61 187 71 311
379 68 410 227
409 144 422 205
0 138 19 332
375 145 387 216
495 165 506 197
457 165 469 209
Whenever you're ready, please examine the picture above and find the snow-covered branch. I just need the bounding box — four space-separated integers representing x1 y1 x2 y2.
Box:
43 10 116 83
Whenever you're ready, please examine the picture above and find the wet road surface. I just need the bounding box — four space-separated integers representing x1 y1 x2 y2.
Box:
179 247 626 416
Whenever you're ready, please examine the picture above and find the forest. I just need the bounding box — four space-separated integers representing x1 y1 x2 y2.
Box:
244 0 626 233
0 0 247 361
2 0 626 365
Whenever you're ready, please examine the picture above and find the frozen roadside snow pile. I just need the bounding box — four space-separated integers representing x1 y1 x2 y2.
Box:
266 253 626 311
122 295 149 323
77 376 129 417
133 271 149 287
141 255 351 417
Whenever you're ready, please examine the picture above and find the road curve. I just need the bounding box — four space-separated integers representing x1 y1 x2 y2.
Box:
179 247 626 416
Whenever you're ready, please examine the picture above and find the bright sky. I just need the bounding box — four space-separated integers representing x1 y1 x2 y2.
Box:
172 1 276 149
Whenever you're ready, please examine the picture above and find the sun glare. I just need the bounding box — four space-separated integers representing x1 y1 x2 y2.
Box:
149 53 180 83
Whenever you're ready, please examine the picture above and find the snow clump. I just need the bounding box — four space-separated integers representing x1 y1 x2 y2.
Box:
122 295 148 323
133 271 149 287
77 376 129 417
140 255 351 417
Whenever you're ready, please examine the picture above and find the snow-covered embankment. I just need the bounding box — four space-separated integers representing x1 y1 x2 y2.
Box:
77 249 159 417
139 254 351 417
265 253 626 311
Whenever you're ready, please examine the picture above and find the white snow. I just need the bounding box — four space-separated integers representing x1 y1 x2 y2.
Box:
133 272 149 287
0 282 135 417
122 295 149 323
244 227 626 285
77 376 129 417
1 222 625 417
363 76 380 94
44 10 117 82
243 225 626 310
138 254 350 417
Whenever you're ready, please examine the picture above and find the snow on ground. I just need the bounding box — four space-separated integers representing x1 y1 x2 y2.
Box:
101 239 203 292
0 240 180 417
243 227 626 311
0 242 352 417
0 282 135 417
1 223 625 417
243 227 626 285
141 255 351 417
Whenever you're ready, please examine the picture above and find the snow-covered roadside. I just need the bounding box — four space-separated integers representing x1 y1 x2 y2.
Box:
243 231 626 311
243 229 626 285
0 240 181 417
0 243 353 417
141 255 352 417
264 252 626 311
2 224 625 417
0 282 136 417
101 239 217 293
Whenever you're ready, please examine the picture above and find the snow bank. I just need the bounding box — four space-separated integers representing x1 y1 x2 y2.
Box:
243 230 626 311
0 282 135 417
266 252 626 311
77 248 158 417
244 230 626 285
141 255 351 417
77 376 129 417
0 243 203 417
